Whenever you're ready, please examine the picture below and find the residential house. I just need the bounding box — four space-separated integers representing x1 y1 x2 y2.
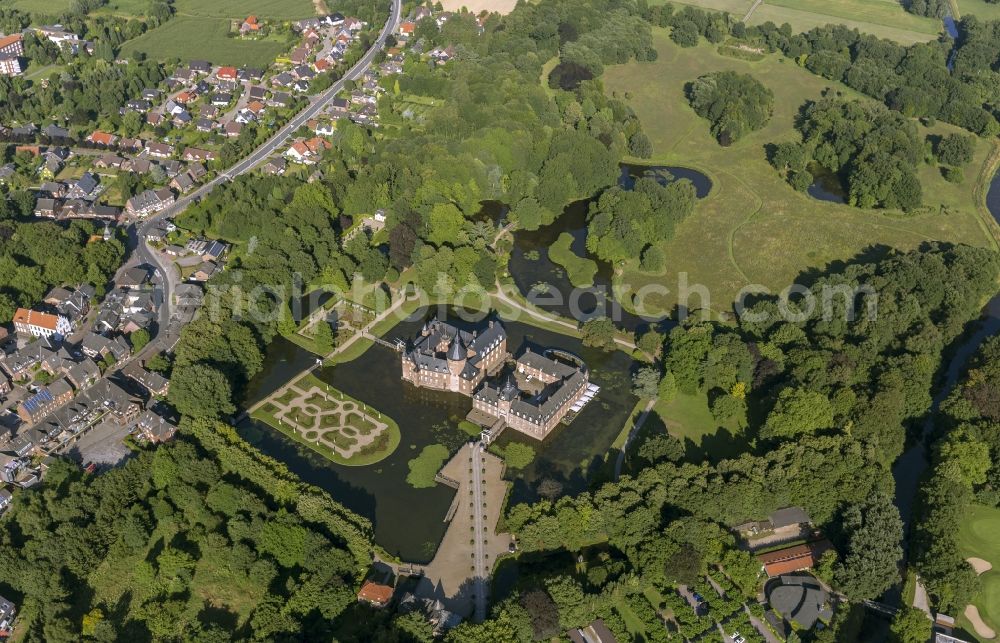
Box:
123 363 170 397
141 88 161 100
263 157 286 175
239 67 264 82
217 66 238 81
125 98 151 112
272 72 294 88
126 187 175 217
170 172 194 193
398 21 415 37
42 124 70 140
182 147 216 163
269 91 291 107
80 332 130 362
200 104 220 119
357 581 393 608
187 163 207 181
189 60 211 74
196 118 215 133
175 90 197 104
235 109 257 125
37 25 80 49
290 47 310 65
171 67 194 83
95 153 125 169
120 266 151 289
65 359 100 390
212 92 232 106
39 181 66 197
88 131 118 147
145 142 175 159
135 409 177 443
34 198 56 218
13 309 71 339
568 620 618 643
224 121 243 138
0 164 15 183
146 112 163 126
96 380 142 425
241 15 261 35
66 172 100 200
329 97 350 116
0 594 14 636
247 86 266 101
17 379 73 424
189 261 218 282
0 489 11 513
123 158 152 174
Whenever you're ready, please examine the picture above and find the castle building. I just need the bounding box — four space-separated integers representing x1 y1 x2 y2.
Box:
472 349 589 440
401 318 507 394
402 318 591 440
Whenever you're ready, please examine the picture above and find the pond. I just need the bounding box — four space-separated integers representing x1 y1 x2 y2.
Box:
806 162 847 204
506 163 712 333
238 311 638 563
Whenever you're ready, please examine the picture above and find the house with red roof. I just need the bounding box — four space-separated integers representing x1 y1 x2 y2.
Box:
217 66 238 81
357 581 393 608
88 131 118 147
757 540 833 577
240 15 261 35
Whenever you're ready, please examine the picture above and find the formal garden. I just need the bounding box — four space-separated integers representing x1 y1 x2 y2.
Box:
252 373 400 466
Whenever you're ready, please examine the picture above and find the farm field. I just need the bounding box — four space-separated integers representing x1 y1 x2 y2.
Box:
666 0 941 44
172 0 316 19
956 504 1000 641
439 0 518 13
119 16 289 67
958 0 1000 19
602 30 997 317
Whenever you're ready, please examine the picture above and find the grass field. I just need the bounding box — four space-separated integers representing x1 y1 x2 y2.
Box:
958 0 1000 19
956 504 1000 640
602 30 998 317
120 16 289 67
666 0 941 44
172 0 316 20
653 391 748 462
11 0 73 13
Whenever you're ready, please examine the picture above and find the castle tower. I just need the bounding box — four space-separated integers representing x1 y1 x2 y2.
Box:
447 336 465 391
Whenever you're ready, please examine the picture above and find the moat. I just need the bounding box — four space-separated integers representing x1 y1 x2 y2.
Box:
239 313 638 562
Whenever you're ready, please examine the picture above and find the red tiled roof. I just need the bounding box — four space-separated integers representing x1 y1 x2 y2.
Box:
357 581 393 604
217 66 237 78
89 131 116 145
13 308 59 331
758 540 832 577
0 34 22 50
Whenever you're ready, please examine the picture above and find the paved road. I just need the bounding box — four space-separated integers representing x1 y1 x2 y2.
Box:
470 443 488 622
131 0 402 355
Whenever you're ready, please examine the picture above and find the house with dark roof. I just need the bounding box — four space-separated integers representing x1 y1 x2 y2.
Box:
66 172 100 200
17 380 73 424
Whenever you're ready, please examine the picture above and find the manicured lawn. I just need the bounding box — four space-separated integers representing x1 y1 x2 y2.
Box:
173 0 316 19
119 16 289 67
653 391 748 462
602 31 997 318
956 504 1000 640
549 232 598 287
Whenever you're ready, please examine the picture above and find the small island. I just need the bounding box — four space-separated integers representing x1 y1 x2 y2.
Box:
252 372 400 466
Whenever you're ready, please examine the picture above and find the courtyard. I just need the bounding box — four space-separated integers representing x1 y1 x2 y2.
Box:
252 373 400 466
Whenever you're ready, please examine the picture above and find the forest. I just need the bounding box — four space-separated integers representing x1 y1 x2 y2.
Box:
0 419 374 641
769 96 924 209
687 71 774 146
0 219 123 321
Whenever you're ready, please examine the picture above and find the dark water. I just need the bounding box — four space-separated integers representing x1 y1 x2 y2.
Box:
806 163 847 204
944 15 959 72
238 313 637 562
507 163 712 333
985 168 1000 227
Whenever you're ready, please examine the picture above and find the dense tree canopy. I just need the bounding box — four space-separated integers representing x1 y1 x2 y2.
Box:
687 71 774 145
